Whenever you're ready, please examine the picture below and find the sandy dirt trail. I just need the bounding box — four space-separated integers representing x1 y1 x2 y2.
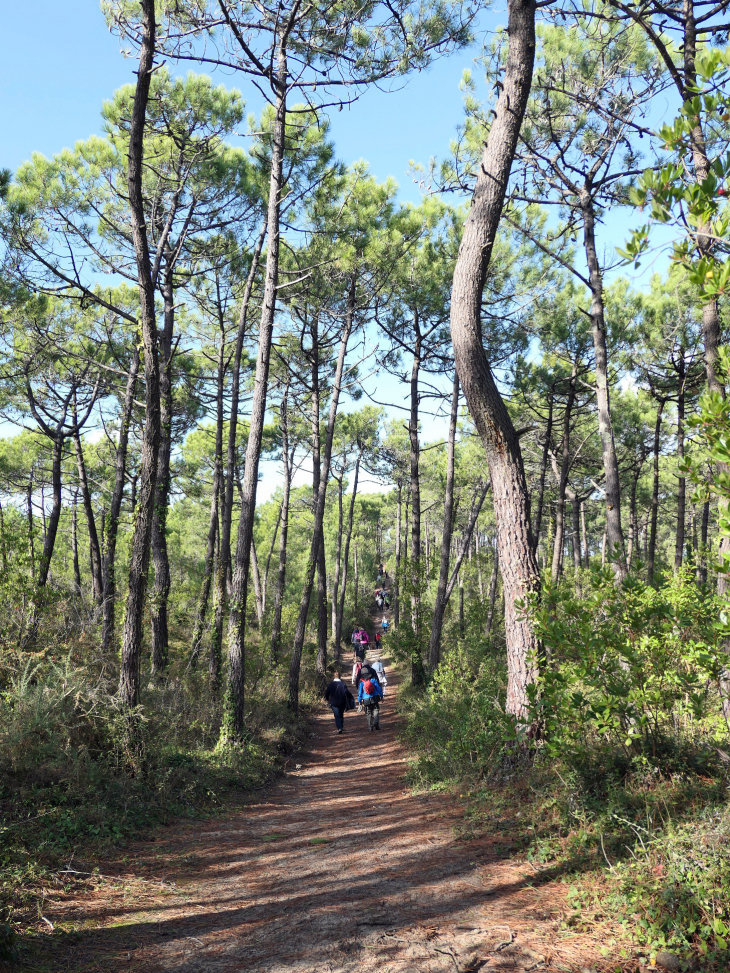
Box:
38 639 629 973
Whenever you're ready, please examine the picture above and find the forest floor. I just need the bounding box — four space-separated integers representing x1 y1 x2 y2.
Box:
21 602 635 973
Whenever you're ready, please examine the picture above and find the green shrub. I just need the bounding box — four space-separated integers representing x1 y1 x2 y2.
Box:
0 644 310 938
529 566 728 767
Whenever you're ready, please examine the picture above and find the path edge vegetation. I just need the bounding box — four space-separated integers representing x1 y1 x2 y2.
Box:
2 0 730 967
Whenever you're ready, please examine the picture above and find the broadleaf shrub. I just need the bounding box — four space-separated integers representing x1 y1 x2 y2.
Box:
528 566 728 768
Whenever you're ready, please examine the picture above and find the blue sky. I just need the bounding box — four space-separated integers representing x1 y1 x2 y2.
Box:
1 1 496 498
0 2 488 197
1 2 670 500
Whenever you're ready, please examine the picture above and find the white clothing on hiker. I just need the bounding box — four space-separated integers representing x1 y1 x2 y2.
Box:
371 659 387 692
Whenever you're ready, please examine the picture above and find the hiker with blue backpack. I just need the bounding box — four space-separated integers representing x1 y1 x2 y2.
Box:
356 665 383 731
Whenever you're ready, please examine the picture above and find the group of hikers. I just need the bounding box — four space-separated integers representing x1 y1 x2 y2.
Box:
323 563 390 734
375 563 390 612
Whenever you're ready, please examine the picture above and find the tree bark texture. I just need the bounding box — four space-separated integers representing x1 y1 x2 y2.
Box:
38 439 63 589
448 0 540 723
119 0 162 710
572 498 582 574
211 221 267 688
628 474 639 571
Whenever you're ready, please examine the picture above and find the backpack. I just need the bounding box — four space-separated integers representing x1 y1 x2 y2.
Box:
363 679 377 696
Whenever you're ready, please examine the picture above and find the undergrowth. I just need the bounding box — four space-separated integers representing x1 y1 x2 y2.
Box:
0 611 320 954
399 568 730 971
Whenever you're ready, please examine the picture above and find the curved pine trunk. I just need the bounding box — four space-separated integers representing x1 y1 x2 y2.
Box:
448 0 540 724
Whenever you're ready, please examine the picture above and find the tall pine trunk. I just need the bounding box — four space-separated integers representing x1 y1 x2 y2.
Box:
119 0 161 710
533 388 554 556
394 482 402 626
151 281 174 675
331 476 344 655
250 537 264 626
288 279 355 711
337 455 361 651
572 497 582 573
309 321 328 680
648 398 664 583
102 345 139 653
212 221 267 690
27 473 35 580
224 46 286 740
409 324 423 680
581 193 625 577
449 0 540 724
72 412 103 604
271 389 292 664
190 322 226 665
628 473 639 571
675 353 686 571
428 372 459 672
71 489 82 595
551 365 576 582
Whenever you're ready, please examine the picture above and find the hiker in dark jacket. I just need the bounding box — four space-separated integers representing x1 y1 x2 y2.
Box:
324 672 354 734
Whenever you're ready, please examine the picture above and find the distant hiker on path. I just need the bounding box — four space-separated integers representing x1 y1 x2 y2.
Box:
324 672 354 734
351 657 362 686
381 617 389 634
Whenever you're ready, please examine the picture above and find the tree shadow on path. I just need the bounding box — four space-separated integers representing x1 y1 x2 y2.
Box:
27 591 635 973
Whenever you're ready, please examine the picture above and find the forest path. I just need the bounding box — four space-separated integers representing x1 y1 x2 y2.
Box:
39 592 624 972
